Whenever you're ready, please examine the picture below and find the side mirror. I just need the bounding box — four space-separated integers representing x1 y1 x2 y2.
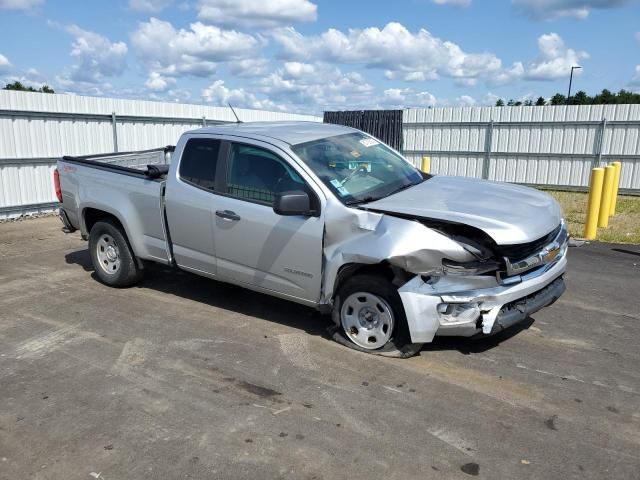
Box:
273 190 313 216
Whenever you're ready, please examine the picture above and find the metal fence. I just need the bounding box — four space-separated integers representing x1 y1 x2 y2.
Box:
0 91 321 218
402 104 640 193
324 110 403 151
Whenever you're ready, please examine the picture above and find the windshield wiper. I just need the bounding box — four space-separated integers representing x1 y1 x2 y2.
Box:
386 181 418 197
345 196 376 206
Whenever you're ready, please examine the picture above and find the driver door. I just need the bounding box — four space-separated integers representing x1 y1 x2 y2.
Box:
212 140 325 304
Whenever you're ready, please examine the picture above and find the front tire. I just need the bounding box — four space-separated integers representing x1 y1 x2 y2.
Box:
89 219 142 287
332 275 423 358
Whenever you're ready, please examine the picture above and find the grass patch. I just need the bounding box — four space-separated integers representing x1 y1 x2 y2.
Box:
545 190 640 244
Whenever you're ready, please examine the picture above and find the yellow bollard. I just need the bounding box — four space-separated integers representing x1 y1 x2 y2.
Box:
609 161 622 216
597 165 616 228
584 168 604 240
421 156 430 174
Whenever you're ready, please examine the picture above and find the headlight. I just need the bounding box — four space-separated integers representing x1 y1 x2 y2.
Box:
441 258 501 276
437 302 481 324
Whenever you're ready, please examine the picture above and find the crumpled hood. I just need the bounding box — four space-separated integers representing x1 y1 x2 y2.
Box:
363 176 562 245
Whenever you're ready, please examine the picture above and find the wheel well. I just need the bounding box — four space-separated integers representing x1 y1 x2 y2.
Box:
333 262 411 298
83 208 123 235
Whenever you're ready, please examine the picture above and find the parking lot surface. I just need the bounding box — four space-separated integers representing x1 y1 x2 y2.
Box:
1 216 639 479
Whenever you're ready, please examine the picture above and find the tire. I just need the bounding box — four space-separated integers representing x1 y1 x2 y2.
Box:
331 274 423 358
89 219 142 287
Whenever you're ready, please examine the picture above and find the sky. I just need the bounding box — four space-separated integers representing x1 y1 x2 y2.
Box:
0 0 639 114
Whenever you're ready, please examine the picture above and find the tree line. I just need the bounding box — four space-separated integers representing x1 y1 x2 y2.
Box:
496 89 640 107
3 81 55 93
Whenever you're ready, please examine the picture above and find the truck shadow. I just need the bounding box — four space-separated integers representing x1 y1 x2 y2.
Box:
424 318 535 355
65 248 531 355
65 249 330 339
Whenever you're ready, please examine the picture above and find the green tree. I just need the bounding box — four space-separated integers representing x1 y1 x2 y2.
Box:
524 99 533 106
592 89 615 104
549 93 566 105
495 99 504 107
616 89 640 104
500 89 640 107
571 90 590 105
3 81 55 93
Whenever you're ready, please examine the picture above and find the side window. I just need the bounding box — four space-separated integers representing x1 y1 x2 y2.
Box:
179 138 221 191
226 143 306 205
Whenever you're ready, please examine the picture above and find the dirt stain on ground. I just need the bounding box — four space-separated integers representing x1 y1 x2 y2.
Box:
461 462 480 476
545 414 558 431
234 380 282 400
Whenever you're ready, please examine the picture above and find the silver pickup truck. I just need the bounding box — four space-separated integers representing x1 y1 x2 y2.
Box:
56 121 567 357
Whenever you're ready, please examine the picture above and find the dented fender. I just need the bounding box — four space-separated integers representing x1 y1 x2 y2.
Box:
320 207 475 303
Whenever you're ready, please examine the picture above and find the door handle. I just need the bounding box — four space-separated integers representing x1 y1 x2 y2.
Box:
216 210 241 221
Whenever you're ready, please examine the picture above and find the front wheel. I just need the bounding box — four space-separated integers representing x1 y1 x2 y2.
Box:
89 219 142 287
332 275 423 358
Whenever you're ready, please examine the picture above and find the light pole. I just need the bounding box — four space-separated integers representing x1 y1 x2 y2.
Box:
567 66 582 105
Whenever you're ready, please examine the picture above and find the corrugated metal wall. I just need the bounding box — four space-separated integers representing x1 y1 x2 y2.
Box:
403 104 640 192
0 90 321 218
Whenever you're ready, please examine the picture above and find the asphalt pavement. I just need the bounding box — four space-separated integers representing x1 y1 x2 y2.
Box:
1 216 639 479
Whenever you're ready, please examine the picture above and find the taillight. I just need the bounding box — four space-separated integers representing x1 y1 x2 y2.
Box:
54 168 63 202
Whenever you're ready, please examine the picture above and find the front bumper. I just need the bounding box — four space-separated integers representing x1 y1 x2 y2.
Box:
398 251 567 343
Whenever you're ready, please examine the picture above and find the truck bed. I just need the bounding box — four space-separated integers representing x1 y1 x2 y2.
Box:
63 146 173 177
58 146 175 265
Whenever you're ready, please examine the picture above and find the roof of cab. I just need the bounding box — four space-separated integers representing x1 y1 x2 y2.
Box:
188 121 357 146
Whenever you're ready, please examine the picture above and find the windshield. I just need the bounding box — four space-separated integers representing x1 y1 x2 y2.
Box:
291 132 425 205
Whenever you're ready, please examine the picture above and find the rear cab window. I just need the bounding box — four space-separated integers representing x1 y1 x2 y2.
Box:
178 138 222 191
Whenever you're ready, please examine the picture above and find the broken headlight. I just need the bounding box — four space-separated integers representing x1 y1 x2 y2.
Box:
441 258 502 276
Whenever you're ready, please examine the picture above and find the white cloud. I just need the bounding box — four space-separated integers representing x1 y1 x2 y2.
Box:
384 70 439 82
64 25 128 83
631 65 640 85
0 0 43 10
272 22 502 82
378 88 437 109
456 95 476 106
145 71 176 91
197 0 317 28
455 77 477 87
131 17 259 78
228 58 270 77
202 79 283 110
482 92 501 105
0 53 11 73
432 0 471 7
129 0 172 12
512 0 632 20
490 61 525 85
525 33 588 80
259 62 375 111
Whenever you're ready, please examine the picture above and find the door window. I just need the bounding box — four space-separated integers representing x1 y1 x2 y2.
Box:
179 138 221 191
226 143 307 205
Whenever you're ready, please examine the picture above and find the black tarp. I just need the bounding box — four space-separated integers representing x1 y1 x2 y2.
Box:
323 110 403 151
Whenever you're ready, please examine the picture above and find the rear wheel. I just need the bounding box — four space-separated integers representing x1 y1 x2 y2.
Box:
89 219 142 287
332 275 423 358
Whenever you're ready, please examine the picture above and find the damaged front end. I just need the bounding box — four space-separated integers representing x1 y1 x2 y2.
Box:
397 219 568 342
323 206 568 344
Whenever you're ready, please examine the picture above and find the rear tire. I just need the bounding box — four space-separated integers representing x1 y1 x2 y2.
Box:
89 219 142 287
332 274 423 358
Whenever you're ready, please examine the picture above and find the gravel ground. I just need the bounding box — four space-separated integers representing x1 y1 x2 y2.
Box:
1 216 639 480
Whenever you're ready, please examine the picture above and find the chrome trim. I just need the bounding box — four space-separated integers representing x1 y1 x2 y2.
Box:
503 221 568 277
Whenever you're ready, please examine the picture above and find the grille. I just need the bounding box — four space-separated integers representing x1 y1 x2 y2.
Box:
495 224 561 261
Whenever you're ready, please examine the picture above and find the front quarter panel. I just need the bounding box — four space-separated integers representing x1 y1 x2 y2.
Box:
321 204 475 303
